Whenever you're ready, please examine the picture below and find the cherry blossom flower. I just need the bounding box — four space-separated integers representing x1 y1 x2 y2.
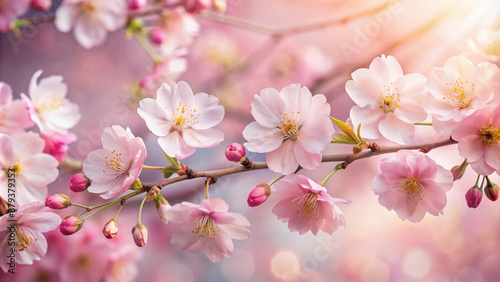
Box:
451 104 500 175
0 132 58 207
137 81 224 159
271 175 349 235
346 55 428 144
82 125 147 199
372 150 454 223
138 51 187 95
0 82 34 134
21 70 81 135
0 202 61 272
40 132 77 163
424 55 499 134
165 198 251 263
243 84 334 175
468 29 500 64
0 0 30 31
54 0 127 49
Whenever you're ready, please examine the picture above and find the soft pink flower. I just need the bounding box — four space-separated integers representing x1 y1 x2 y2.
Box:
54 0 127 49
451 104 500 175
0 202 61 272
225 142 246 162
243 84 334 175
21 70 81 135
137 81 224 159
0 0 30 31
83 125 147 199
0 132 58 207
468 29 500 64
165 198 251 262
372 150 454 223
346 55 428 144
102 243 140 282
0 82 34 134
103 219 118 239
138 52 187 94
271 175 349 235
154 194 171 223
131 223 148 247
424 55 499 134
40 132 77 163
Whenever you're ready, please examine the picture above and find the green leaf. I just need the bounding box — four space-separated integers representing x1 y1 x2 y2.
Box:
330 117 359 142
162 165 179 179
164 153 180 167
331 133 358 144
129 179 142 190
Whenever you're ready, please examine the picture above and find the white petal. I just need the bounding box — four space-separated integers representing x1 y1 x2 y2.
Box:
182 128 224 148
158 131 196 159
243 122 283 153
266 141 299 175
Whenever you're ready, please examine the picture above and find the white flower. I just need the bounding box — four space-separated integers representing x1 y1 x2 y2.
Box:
137 81 224 159
21 70 81 135
55 0 127 49
0 132 58 207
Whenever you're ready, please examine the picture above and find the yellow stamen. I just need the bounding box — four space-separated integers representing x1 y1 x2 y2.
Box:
379 83 401 113
192 215 219 240
479 125 500 146
394 177 424 205
443 78 475 109
291 192 319 220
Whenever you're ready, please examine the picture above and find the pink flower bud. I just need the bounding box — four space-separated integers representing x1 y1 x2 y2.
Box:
132 223 148 247
69 173 90 192
225 142 246 162
465 187 483 208
128 0 147 10
150 28 166 45
40 132 77 163
155 194 171 223
103 219 119 239
31 0 52 11
450 161 468 181
45 194 71 209
247 183 271 207
184 0 212 13
485 182 499 201
60 214 84 235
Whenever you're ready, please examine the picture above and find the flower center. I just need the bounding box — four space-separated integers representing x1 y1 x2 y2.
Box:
169 101 199 130
394 177 424 205
36 94 65 116
479 125 500 146
79 2 97 16
277 112 300 140
15 225 38 252
444 78 475 109
76 254 94 273
103 150 132 174
379 83 401 113
292 192 319 220
484 41 500 56
192 215 219 239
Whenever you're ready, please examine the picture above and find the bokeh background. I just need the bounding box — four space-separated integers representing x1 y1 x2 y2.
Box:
1 0 500 281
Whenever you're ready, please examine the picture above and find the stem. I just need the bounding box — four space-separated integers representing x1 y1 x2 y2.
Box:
320 164 344 186
113 205 124 220
268 175 285 186
134 33 161 63
137 196 147 225
205 178 211 199
474 174 481 187
142 165 164 170
480 175 486 189
71 203 88 209
414 123 433 126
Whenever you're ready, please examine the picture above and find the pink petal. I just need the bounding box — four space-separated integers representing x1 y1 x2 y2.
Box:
74 20 107 49
346 69 383 107
293 143 321 170
369 55 403 83
54 4 76 32
266 141 299 175
192 92 224 130
280 84 312 125
250 88 285 129
350 106 384 140
297 114 334 153
457 135 484 163
379 114 415 144
157 131 196 159
137 98 172 136
200 198 229 213
182 128 224 148
243 122 283 153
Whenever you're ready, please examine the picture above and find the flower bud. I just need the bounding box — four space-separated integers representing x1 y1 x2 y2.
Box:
129 179 142 191
225 142 246 163
45 194 71 209
103 219 119 239
60 214 84 235
485 181 499 201
132 223 148 247
128 0 147 10
450 161 468 181
184 0 212 13
465 186 482 208
150 28 166 45
31 0 52 11
69 173 90 192
247 183 271 207
155 194 171 223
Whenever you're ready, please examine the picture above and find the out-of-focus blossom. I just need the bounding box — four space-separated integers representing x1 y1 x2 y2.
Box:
425 55 499 134
0 202 61 272
45 194 71 209
465 186 483 208
225 142 246 162
165 198 251 262
60 214 84 235
154 194 171 224
131 223 148 247
0 0 30 31
137 81 224 159
103 243 140 282
138 52 187 94
468 29 500 64
346 55 428 144
247 183 271 207
103 219 118 239
69 173 90 192
0 132 58 207
150 27 166 45
83 125 147 199
0 82 34 134
372 150 454 223
243 84 334 175
184 0 212 13
40 132 77 163
128 0 147 10
153 7 199 57
271 175 349 235
451 104 500 175
21 70 81 135
31 0 51 11
55 0 127 49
